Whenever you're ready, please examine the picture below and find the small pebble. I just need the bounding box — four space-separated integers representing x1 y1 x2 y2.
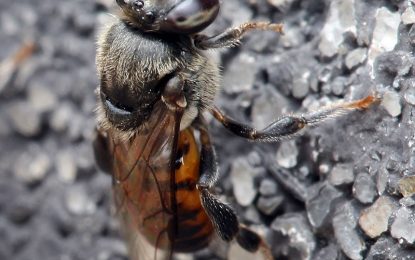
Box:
390 207 415 244
345 48 367 70
368 7 400 72
358 196 395 238
298 166 310 179
401 7 415 25
244 206 261 224
259 178 279 196
399 195 415 207
7 101 42 137
318 0 356 58
56 150 77 183
268 163 308 202
329 163 354 186
65 186 96 215
247 151 262 167
380 90 401 117
256 195 283 215
398 175 415 197
14 150 51 185
306 183 343 229
276 140 299 169
292 71 310 99
331 76 347 96
376 169 389 195
230 157 258 207
318 67 331 83
353 172 377 204
49 102 74 132
366 237 395 259
75 143 95 175
385 158 399 172
403 87 415 106
267 0 295 11
319 164 330 174
271 213 316 260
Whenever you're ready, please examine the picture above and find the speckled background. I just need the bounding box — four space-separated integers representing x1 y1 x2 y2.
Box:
0 0 414 259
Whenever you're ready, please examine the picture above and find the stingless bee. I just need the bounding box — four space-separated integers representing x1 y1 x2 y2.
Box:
93 0 379 259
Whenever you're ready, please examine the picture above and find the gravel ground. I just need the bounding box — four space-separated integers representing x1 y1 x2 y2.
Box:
0 0 414 260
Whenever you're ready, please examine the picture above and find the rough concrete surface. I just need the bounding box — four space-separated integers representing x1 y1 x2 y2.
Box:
0 0 414 259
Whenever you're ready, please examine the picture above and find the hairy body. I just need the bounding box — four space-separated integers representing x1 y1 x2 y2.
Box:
96 18 219 139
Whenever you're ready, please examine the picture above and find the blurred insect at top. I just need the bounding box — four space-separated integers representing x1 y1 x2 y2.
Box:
116 0 220 34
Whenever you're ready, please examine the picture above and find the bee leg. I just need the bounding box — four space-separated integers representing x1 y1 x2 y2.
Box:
211 95 380 142
195 118 273 259
193 22 283 50
195 118 239 241
92 128 112 174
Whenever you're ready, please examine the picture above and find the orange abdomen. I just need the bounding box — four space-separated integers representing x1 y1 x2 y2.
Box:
173 128 214 252
112 127 214 256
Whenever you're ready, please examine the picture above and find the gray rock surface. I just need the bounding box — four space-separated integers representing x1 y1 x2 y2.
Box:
1 0 414 259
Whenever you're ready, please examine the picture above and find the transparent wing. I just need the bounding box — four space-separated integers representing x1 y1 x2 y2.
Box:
106 102 181 260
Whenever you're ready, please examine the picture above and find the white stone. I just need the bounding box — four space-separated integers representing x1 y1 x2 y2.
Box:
267 0 295 9
318 0 356 58
380 90 402 117
56 150 77 183
14 150 51 184
368 7 400 77
276 140 299 168
345 48 367 70
230 157 258 206
292 71 310 99
66 186 96 215
401 7 415 25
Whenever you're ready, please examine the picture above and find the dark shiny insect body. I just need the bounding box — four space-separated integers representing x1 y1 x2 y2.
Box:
93 0 379 259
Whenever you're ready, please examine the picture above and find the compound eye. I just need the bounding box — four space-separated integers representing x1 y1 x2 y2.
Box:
101 91 133 115
160 0 220 34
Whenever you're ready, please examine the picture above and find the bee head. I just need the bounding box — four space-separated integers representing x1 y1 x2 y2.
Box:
116 0 219 34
